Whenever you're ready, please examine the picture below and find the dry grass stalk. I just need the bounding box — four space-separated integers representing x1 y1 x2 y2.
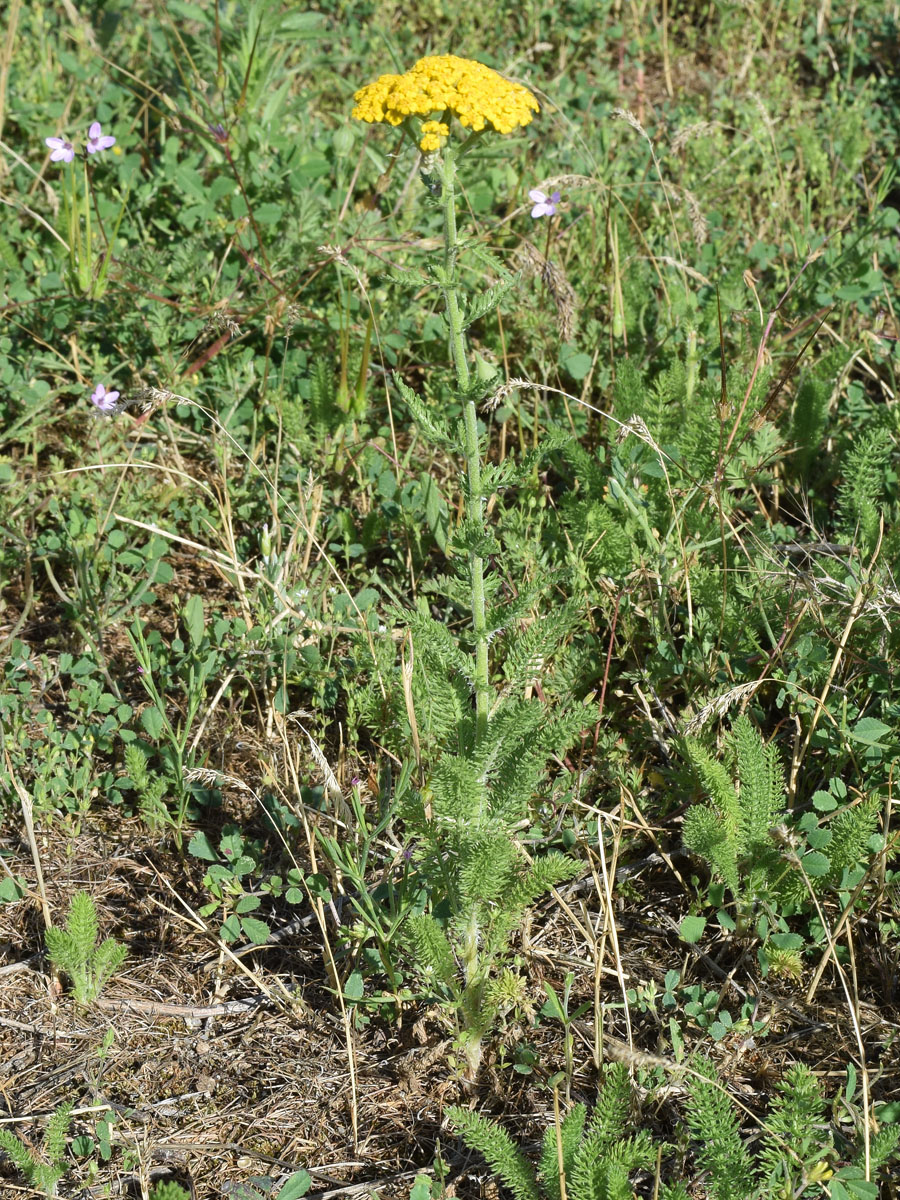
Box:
682 681 765 735
514 241 577 340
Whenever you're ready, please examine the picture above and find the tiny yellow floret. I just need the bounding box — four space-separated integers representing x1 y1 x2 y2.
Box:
352 54 539 143
419 120 450 152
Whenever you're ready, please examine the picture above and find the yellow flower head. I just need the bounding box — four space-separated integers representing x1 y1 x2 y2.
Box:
352 54 539 145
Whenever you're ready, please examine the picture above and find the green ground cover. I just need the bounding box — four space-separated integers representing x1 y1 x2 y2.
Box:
1 1 899 1197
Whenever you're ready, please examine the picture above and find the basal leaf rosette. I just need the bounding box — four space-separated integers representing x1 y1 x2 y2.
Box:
352 54 539 151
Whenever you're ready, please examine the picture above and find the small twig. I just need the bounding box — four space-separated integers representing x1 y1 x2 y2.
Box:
92 995 267 1020
0 1015 82 1037
3 747 53 940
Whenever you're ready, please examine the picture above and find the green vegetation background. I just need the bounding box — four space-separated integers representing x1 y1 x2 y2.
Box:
1 0 899 1197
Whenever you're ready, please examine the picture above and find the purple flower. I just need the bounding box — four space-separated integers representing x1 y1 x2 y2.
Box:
45 135 75 164
86 121 116 154
91 383 120 413
208 122 229 144
529 188 560 219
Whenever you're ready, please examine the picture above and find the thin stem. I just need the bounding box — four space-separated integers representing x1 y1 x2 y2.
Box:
439 147 489 746
80 159 92 293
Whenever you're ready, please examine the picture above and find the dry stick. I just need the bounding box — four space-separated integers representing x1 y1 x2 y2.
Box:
400 629 422 777
651 1145 663 1200
93 995 265 1020
533 864 624 1071
300 477 324 574
200 394 389 697
788 517 884 803
51 459 217 501
212 454 255 631
593 810 633 1058
111 514 255 577
320 244 412 598
558 878 614 1071
619 782 691 895
3 748 52 936
112 514 337 644
101 388 383 677
2 747 60 1003
660 0 674 98
589 897 606 1073
0 552 32 655
844 924 871 1181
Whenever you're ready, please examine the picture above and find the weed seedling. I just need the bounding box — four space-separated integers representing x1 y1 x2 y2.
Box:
45 892 127 1005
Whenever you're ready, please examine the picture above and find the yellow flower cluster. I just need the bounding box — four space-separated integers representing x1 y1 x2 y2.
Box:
352 55 539 148
419 119 450 153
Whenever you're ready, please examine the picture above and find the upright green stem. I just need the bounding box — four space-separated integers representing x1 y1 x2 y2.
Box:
78 160 93 295
438 148 490 747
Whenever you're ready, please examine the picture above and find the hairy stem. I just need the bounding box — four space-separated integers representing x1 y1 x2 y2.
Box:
438 148 490 747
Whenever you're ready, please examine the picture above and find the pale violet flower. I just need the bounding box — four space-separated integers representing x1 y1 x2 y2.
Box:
91 383 120 413
529 188 560 218
45 135 75 163
86 121 116 154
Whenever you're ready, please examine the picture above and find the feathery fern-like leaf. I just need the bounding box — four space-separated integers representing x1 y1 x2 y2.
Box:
405 602 474 680
395 374 456 451
0 1102 71 1195
92 939 129 986
42 1103 73 1169
569 1129 636 1200
428 754 486 826
44 926 81 977
659 1184 690 1200
758 1063 828 1184
682 805 740 900
589 1062 633 1150
0 1128 38 1178
407 914 457 986
860 1124 900 1172
539 1103 586 1200
124 743 150 788
683 739 741 845
484 852 580 963
463 273 522 329
501 603 578 696
791 359 838 476
683 1058 755 1200
732 716 783 855
447 1106 540 1200
837 426 892 551
826 797 881 882
67 892 99 964
457 835 518 909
